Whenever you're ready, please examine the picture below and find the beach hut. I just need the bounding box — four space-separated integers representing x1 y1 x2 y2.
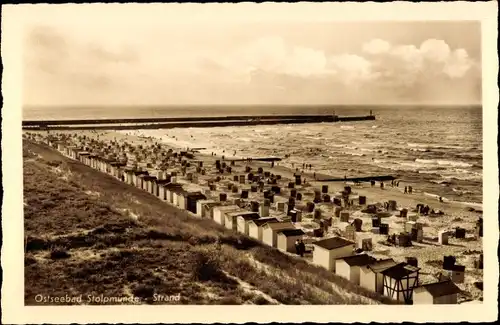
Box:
259 202 270 217
224 210 246 231
151 178 160 196
114 163 126 181
413 280 461 304
339 211 349 222
357 236 373 251
442 265 465 284
289 209 302 223
335 254 377 285
275 202 286 212
182 192 207 214
173 189 188 210
262 222 296 248
396 232 412 247
143 175 157 194
382 262 420 304
89 155 97 169
69 148 79 160
248 218 279 242
104 160 114 175
213 205 241 226
387 200 397 211
83 154 92 166
438 230 449 245
156 179 171 200
56 142 65 152
277 229 306 253
170 184 185 205
202 201 222 220
78 152 90 164
135 174 146 190
312 237 355 272
162 183 182 204
352 218 363 232
96 156 105 172
195 200 218 218
337 222 356 241
360 259 398 294
410 228 424 243
124 169 135 184
332 205 342 217
236 212 261 235
133 171 148 188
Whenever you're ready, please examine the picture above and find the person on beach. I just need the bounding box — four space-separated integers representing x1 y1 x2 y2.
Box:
409 186 413 194
404 186 408 194
299 240 305 257
380 182 384 189
313 172 316 180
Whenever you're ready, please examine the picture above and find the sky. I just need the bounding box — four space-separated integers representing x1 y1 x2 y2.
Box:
20 4 482 107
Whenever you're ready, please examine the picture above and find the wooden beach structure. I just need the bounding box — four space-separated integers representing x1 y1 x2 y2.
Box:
413 280 461 304
381 262 420 304
312 237 355 272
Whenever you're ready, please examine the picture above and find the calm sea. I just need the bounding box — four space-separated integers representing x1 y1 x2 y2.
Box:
24 105 483 205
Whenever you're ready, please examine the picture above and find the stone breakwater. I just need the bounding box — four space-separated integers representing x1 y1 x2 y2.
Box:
21 114 375 130
23 130 484 304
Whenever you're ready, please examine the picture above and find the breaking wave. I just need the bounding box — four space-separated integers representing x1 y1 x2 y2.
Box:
415 158 472 168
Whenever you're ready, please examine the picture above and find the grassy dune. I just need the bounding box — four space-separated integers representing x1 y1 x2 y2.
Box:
23 140 396 305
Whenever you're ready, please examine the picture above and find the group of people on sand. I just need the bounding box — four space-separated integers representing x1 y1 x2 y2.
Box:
367 179 418 194
295 239 306 257
302 163 313 170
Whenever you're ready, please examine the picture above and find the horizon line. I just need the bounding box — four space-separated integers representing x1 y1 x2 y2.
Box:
23 103 483 109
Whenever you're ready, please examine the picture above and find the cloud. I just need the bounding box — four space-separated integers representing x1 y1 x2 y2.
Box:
23 26 480 106
200 35 480 104
363 37 474 79
362 38 391 55
210 36 477 87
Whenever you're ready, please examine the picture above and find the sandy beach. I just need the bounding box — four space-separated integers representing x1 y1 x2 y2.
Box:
55 128 484 302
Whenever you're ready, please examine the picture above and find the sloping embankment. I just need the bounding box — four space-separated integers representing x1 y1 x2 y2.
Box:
23 140 395 305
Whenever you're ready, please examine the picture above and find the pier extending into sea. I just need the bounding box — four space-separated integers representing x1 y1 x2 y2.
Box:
22 114 376 130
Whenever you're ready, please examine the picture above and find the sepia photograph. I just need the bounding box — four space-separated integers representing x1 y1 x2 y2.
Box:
1 1 498 324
